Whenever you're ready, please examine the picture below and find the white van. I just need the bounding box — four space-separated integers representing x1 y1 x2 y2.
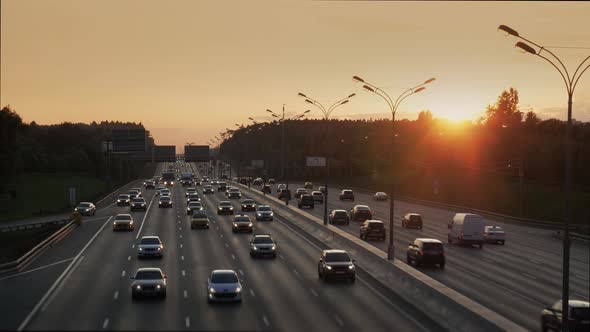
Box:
448 213 485 248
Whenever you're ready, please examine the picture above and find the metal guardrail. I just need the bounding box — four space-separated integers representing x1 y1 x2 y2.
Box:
0 219 70 234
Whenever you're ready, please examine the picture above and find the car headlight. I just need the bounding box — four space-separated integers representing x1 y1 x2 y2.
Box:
136 285 141 290
235 287 241 293
129 221 133 225
141 204 145 206
187 208 191 210
256 213 261 216
157 247 162 251
269 212 274 216
229 207 234 210
171 182 174 185
252 246 258 251
326 266 332 270
349 265 355 270
113 222 116 226
156 285 161 289
271 245 276 250
139 248 143 251
232 223 237 227
248 223 253 227
209 287 216 293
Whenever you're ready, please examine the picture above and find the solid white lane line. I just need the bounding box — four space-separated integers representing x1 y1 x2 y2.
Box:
135 196 155 239
529 259 540 264
575 292 588 299
182 270 186 276
225 243 229 248
102 318 109 329
113 291 119 300
249 289 256 297
521 272 537 280
278 254 285 260
231 254 236 260
127 256 131 261
310 289 319 297
184 290 188 299
239 269 244 276
185 316 190 328
262 315 270 327
334 314 344 327
0 257 74 282
121 271 126 277
576 274 589 281
41 255 85 312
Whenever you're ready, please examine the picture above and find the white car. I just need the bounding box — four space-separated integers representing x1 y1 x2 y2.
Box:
155 186 165 195
137 236 164 258
255 205 274 221
112 214 134 231
373 192 388 201
74 202 96 216
207 270 242 303
484 225 506 245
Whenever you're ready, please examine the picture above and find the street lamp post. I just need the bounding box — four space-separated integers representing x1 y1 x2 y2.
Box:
353 75 435 260
297 92 356 225
264 106 311 205
499 24 590 332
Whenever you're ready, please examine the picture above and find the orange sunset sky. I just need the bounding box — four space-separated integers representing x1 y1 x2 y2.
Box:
1 0 589 151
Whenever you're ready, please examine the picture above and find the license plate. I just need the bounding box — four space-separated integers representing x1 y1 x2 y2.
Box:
335 271 345 274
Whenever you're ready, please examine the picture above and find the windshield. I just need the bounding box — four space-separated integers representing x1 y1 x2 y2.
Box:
235 217 250 222
140 238 161 245
115 215 132 221
571 307 589 320
118 195 128 199
193 211 207 218
189 202 201 207
325 252 351 262
132 198 144 203
211 272 238 283
334 212 348 218
368 222 384 229
160 197 171 201
243 200 254 204
253 237 274 244
257 206 271 211
220 202 231 207
135 270 163 280
422 243 443 251
78 203 90 207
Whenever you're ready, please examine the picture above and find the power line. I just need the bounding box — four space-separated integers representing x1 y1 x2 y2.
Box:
545 46 590 50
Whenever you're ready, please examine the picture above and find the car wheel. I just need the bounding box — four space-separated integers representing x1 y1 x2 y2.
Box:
350 276 355 284
132 293 138 301
406 254 411 264
161 291 167 299
439 262 445 269
250 252 254 258
93 210 96 216
272 253 277 259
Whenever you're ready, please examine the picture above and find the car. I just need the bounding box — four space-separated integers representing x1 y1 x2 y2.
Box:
160 189 171 197
360 220 386 241
406 238 445 268
304 182 313 189
373 192 388 201
158 196 172 208
249 234 277 258
241 199 256 212
278 188 291 200
211 180 219 185
130 197 147 211
350 205 372 222
277 184 286 193
144 180 155 189
116 194 131 206
232 215 253 233
186 193 201 203
255 205 274 221
227 188 241 199
541 300 589 332
112 213 134 231
207 270 242 303
261 184 271 194
311 191 324 203
201 177 209 183
131 267 167 300
217 182 228 192
297 194 315 209
203 185 215 194
185 187 197 197
155 186 166 195
317 249 355 283
402 213 423 229
190 210 210 229
318 186 326 194
484 225 506 245
217 201 234 215
294 188 307 199
130 188 142 197
137 236 164 258
448 213 485 248
268 178 276 184
187 201 203 214
252 178 263 186
339 189 354 201
329 209 350 225
74 202 96 216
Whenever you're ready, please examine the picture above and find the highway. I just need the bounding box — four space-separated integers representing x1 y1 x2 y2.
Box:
10 162 439 331
249 180 590 331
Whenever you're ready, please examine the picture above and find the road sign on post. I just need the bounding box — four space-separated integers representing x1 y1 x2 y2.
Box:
306 157 326 167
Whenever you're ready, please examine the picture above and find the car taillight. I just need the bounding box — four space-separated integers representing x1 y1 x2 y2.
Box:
418 250 424 256
459 232 464 239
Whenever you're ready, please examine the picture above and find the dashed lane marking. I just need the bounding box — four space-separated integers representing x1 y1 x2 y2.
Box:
310 289 318 297
262 315 270 327
184 290 188 299
102 318 109 329
278 254 285 260
231 254 236 260
113 291 119 300
225 243 229 248
181 255 185 261
127 256 131 261
249 289 256 297
334 315 344 327
180 244 183 248
239 270 244 276
182 270 186 276
121 271 126 277
185 316 190 328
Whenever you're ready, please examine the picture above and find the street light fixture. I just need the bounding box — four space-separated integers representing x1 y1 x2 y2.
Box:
353 74 435 260
297 91 356 225
499 24 590 332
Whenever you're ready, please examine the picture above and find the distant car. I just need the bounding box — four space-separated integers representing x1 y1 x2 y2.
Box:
402 213 423 229
217 201 234 215
241 199 256 212
360 220 386 241
232 215 253 233
255 205 274 221
186 193 201 203
252 178 263 186
294 188 307 199
227 188 241 199
277 184 286 193
131 267 167 300
261 184 271 194
203 185 215 194
541 300 589 332
318 249 355 283
350 205 372 222
144 181 155 189
329 209 350 225
186 201 203 214
130 188 142 197
484 225 506 245
155 186 166 195
130 197 147 211
207 270 242 303
267 179 276 185
211 180 219 185
407 238 445 268
112 213 134 231
190 210 210 229
373 192 388 201
278 189 291 200
160 189 171 197
117 194 131 206
339 189 354 201
217 182 228 192
311 191 324 203
137 236 164 258
158 196 172 208
298 194 315 209
185 187 197 197
318 186 326 194
448 213 485 248
250 234 277 258
74 202 96 216
304 182 313 189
